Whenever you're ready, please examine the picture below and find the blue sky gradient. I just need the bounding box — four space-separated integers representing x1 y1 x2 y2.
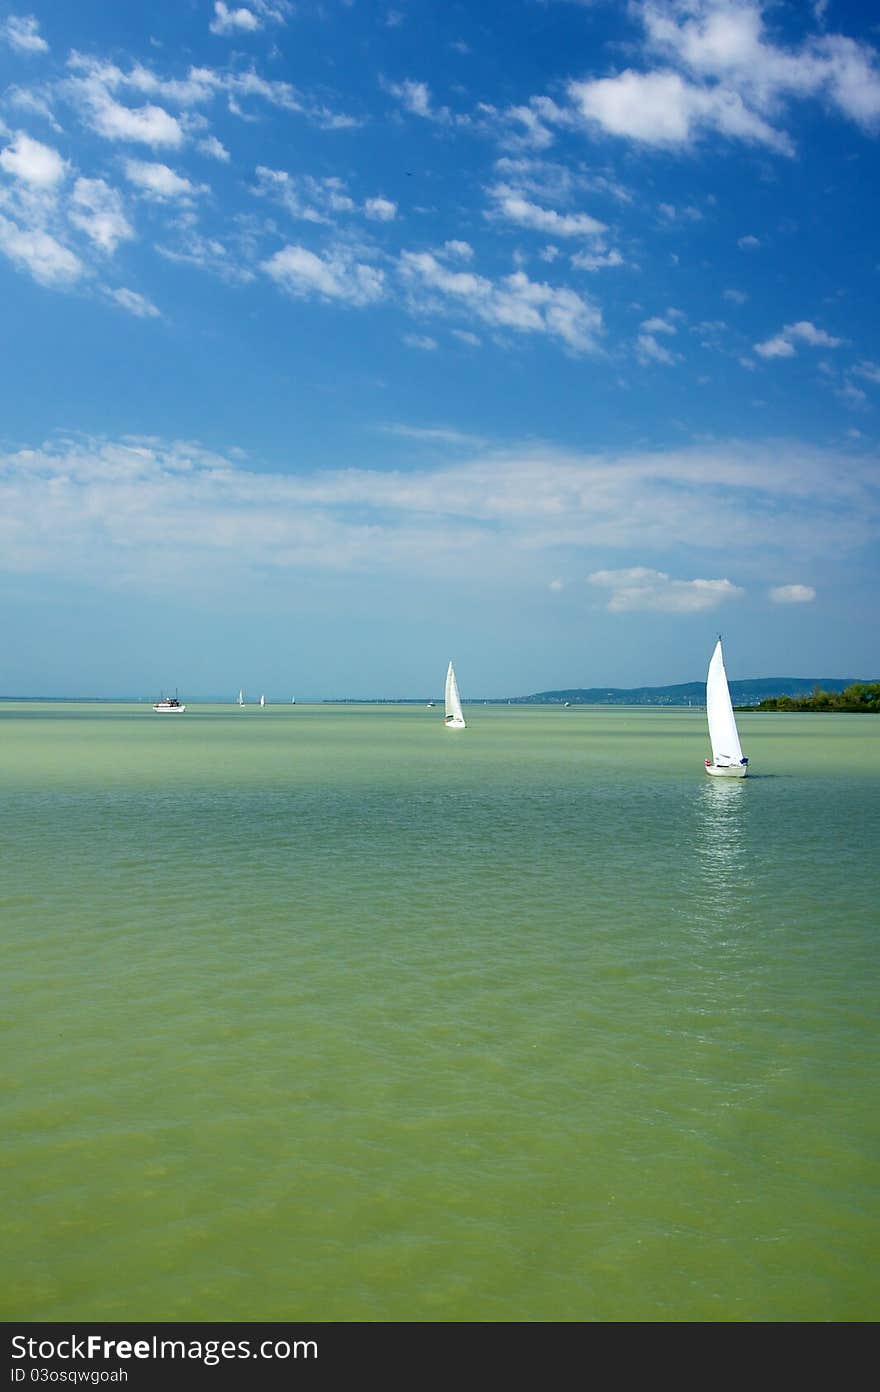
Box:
1 0 877 698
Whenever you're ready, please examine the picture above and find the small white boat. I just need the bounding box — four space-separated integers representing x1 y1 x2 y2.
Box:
153 694 186 714
260 694 266 707
237 689 245 707
705 638 748 777
444 660 466 729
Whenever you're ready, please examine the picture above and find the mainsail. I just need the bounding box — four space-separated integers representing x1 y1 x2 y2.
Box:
445 661 465 726
706 639 744 766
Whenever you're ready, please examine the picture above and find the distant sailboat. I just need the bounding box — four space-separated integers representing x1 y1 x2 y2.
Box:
705 638 748 777
260 693 265 707
444 661 466 729
238 689 245 707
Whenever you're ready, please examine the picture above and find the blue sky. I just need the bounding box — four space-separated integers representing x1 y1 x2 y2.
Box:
1 0 878 698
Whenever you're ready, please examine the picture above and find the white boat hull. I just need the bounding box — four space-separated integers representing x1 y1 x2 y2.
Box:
444 717 466 729
153 704 186 713
705 760 747 777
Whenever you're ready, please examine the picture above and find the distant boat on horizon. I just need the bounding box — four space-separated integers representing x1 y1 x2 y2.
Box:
260 693 265 707
705 638 748 777
444 661 466 729
237 689 245 707
153 692 185 714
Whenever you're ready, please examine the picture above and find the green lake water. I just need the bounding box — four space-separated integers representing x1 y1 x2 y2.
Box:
2 702 878 1321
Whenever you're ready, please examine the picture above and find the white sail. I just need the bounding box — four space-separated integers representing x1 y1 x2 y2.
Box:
260 694 265 707
238 689 244 706
444 661 466 728
706 639 745 767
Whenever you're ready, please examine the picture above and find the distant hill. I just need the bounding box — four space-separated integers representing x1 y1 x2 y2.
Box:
510 678 874 707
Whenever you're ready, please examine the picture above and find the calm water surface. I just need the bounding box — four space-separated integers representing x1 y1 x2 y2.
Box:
2 703 878 1320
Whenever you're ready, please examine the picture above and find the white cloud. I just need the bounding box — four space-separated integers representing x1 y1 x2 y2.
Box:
364 195 397 221
441 240 473 261
636 332 679 365
486 182 606 239
836 382 867 408
754 319 842 358
852 360 880 384
0 436 874 590
210 4 261 35
769 583 816 604
261 244 386 306
398 250 603 354
724 288 748 304
125 160 205 200
0 131 66 187
0 214 85 286
197 135 230 162
641 315 677 334
386 78 454 124
738 234 760 249
587 567 744 613
628 0 880 143
66 58 186 148
209 2 288 36
571 247 623 272
69 178 134 254
403 334 438 351
2 15 48 54
105 286 161 317
253 166 358 223
753 332 794 359
568 67 792 154
155 227 255 284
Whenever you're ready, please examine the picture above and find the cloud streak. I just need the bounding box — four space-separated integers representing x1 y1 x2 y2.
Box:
0 435 875 596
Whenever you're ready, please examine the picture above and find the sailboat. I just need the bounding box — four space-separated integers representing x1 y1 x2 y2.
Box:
260 694 265 707
237 689 245 707
705 638 748 777
444 660 466 729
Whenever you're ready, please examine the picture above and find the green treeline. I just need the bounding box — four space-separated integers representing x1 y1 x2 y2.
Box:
758 683 880 712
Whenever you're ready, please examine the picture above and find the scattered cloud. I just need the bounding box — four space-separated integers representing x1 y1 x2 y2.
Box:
69 178 134 254
571 247 623 271
723 288 748 304
0 214 85 286
398 250 604 353
104 286 161 317
769 583 816 603
738 234 760 249
209 2 289 37
486 182 607 240
210 4 261 36
197 136 230 162
2 15 49 55
403 333 438 351
636 331 679 365
125 160 205 200
0 131 67 187
588 568 744 613
261 244 386 306
754 320 843 358
364 195 397 222
853 360 880 384
66 59 186 148
568 68 793 155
